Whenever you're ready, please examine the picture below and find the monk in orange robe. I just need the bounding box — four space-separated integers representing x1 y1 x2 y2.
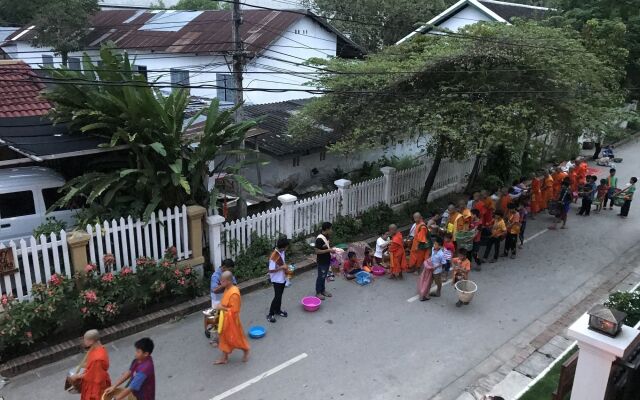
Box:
215 271 250 365
568 167 579 194
69 330 111 400
499 188 510 213
552 168 567 199
408 213 429 272
530 175 542 214
388 224 407 279
576 160 587 185
542 171 554 210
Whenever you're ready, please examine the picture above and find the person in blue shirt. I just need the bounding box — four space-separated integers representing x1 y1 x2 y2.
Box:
205 259 236 339
578 175 598 216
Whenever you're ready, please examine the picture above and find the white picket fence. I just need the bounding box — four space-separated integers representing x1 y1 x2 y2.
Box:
0 231 70 301
208 159 476 267
221 207 283 259
86 205 191 273
293 191 341 236
344 176 385 216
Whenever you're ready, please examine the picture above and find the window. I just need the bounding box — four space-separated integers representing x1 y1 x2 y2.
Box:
320 151 326 161
134 65 148 80
216 73 235 102
42 55 54 67
42 187 79 211
170 68 190 90
67 57 81 72
0 191 36 218
292 156 300 167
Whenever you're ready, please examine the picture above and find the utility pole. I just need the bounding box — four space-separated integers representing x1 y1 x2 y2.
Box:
231 0 248 217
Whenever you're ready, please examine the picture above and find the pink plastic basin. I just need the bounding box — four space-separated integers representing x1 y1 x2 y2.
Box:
301 296 322 312
372 266 385 276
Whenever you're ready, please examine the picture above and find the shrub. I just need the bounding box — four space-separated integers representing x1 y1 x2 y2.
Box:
604 290 640 326
33 217 67 237
232 234 275 282
360 203 396 234
331 215 362 244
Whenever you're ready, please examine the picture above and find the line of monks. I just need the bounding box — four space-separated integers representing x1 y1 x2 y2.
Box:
385 158 590 277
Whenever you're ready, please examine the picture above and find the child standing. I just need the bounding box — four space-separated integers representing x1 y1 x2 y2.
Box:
442 233 455 282
452 248 471 285
483 211 506 263
595 178 609 213
503 203 520 259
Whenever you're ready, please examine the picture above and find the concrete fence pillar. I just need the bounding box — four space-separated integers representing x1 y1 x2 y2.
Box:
334 178 352 216
186 205 207 265
380 166 396 206
278 193 298 239
67 230 91 287
568 313 640 400
206 215 226 271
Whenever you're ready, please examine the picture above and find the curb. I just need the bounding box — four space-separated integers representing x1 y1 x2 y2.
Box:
0 226 411 377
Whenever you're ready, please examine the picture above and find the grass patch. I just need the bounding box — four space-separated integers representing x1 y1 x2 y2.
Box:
519 346 577 400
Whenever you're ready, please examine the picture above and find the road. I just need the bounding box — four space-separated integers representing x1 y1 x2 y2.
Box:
3 138 640 400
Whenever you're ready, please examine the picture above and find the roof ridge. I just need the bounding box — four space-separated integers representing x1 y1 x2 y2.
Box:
478 0 550 11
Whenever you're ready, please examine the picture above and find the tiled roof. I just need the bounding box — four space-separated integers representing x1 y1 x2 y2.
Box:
5 9 364 58
184 99 341 158
0 61 52 118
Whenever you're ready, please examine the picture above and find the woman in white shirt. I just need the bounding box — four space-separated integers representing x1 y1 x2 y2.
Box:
374 231 390 266
267 237 290 323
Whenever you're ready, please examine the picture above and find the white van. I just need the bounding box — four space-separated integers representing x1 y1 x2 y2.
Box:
0 167 77 242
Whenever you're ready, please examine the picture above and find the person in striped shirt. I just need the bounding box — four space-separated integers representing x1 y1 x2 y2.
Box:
442 232 455 282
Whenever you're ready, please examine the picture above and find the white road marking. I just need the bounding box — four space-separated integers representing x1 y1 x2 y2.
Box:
407 280 452 302
523 228 549 243
407 228 549 302
209 353 308 400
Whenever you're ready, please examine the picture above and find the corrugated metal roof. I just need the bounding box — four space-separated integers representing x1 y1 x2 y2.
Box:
5 9 364 57
0 61 51 118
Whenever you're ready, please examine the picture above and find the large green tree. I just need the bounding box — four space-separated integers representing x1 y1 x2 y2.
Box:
557 0 640 90
44 47 257 223
172 0 228 10
290 21 626 201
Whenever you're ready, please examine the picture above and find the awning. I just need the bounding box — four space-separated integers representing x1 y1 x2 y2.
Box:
0 116 125 166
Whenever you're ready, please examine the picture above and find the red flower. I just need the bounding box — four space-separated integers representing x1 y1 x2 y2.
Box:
1 294 9 305
120 267 133 276
136 258 145 266
83 290 98 303
80 307 88 314
84 264 97 273
162 261 171 268
25 331 33 338
105 303 117 314
178 278 186 286
168 246 177 256
103 253 115 266
49 274 63 286
184 267 192 275
101 273 114 283
174 269 182 277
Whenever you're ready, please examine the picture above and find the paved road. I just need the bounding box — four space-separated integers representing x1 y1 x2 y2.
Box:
3 139 640 400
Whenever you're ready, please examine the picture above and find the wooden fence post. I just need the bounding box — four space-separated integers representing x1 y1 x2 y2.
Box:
278 194 298 239
186 205 207 266
206 215 225 271
380 166 396 206
334 178 352 216
67 230 91 287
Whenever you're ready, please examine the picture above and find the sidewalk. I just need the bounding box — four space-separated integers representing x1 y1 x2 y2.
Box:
436 242 640 400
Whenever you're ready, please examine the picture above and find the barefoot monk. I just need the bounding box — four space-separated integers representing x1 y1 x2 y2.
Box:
215 271 250 365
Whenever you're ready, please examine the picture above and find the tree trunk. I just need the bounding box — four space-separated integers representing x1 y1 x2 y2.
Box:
420 140 444 203
520 130 534 173
464 154 482 193
61 51 68 67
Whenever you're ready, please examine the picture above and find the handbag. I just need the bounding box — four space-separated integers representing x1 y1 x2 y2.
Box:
64 351 89 393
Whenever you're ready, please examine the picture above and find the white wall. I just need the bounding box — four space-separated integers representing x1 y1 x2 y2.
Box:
2 16 338 105
436 4 494 32
244 135 429 189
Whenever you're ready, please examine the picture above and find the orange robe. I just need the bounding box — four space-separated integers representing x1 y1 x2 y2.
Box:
499 195 510 213
552 172 567 199
389 231 407 275
81 345 111 400
530 178 542 213
219 285 250 354
409 221 429 269
543 176 554 208
577 162 587 185
569 170 578 193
